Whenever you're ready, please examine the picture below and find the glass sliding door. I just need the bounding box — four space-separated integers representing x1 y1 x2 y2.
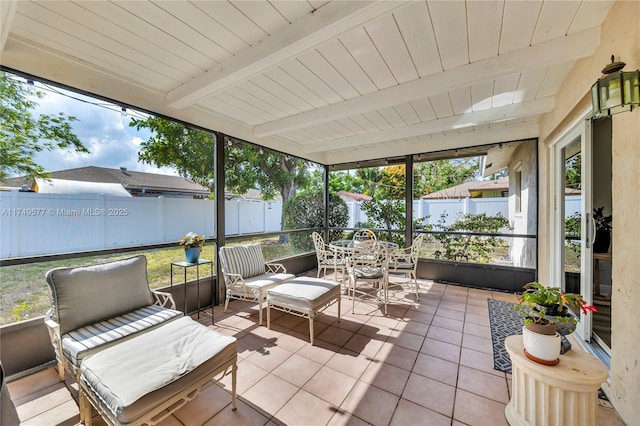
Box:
551 118 594 341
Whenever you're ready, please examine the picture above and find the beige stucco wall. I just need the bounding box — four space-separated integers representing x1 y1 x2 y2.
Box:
508 142 537 269
537 1 640 422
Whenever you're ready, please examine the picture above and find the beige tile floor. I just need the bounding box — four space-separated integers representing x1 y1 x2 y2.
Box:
7 273 625 426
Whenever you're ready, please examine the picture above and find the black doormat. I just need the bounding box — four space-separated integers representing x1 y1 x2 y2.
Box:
487 299 523 373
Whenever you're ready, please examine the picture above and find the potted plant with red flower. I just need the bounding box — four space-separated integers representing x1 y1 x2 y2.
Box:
514 281 597 364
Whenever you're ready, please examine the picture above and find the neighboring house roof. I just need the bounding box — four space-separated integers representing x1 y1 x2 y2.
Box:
2 166 209 197
225 188 282 202
421 178 509 199
338 191 372 202
34 178 132 197
421 177 580 199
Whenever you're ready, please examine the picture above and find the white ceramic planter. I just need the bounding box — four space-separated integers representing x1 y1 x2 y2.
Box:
522 325 561 363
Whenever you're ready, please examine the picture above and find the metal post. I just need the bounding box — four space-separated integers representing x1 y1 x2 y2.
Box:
324 164 330 242
215 132 226 306
406 155 414 247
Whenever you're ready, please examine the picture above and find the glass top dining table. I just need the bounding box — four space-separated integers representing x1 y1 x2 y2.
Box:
329 240 399 251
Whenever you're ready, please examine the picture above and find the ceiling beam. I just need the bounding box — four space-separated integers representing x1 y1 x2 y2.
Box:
254 27 600 137
322 123 539 165
303 96 554 154
1 0 17 51
166 1 410 110
0 37 318 162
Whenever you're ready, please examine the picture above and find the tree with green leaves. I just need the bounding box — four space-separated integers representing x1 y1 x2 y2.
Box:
328 170 364 194
360 199 430 246
224 138 312 204
130 117 313 230
564 153 581 191
131 118 216 191
376 165 406 200
0 72 87 180
356 167 383 197
415 158 479 197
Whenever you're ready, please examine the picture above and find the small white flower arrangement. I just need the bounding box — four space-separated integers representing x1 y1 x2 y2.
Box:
178 232 205 249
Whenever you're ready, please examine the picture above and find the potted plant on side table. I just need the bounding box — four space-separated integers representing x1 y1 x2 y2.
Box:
514 281 597 365
179 232 205 263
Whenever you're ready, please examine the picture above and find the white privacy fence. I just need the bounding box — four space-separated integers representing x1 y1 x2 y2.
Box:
0 190 582 258
347 196 581 229
0 191 282 258
346 198 510 228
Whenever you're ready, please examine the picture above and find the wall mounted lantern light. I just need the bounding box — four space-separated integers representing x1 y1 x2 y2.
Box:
591 55 640 117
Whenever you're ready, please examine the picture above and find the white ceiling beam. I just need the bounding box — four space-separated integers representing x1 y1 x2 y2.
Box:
1 0 17 51
0 37 318 162
304 96 554 154
166 1 410 109
255 27 600 137
322 123 539 165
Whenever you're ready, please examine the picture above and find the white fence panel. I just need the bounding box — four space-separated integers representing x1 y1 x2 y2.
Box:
1 190 579 259
420 199 466 227
160 197 215 242
223 200 281 235
1 192 105 257
345 198 510 229
564 195 581 218
103 197 161 247
468 198 508 217
224 201 240 235
345 201 368 228
0 191 216 258
264 202 283 232
237 201 265 234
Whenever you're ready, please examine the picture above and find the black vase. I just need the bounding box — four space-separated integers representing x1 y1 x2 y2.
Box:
593 230 611 253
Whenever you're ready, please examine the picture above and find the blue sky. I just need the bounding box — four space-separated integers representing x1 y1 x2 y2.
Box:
31 81 178 177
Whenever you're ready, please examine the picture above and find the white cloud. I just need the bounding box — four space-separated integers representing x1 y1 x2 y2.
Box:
28 83 180 177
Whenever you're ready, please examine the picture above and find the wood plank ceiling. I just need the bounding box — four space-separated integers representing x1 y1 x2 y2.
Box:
0 0 614 165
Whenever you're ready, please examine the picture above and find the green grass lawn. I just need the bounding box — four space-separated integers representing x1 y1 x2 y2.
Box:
1 235 553 325
0 238 299 325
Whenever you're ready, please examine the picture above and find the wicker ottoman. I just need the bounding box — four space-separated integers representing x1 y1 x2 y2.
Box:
266 277 341 345
79 316 237 425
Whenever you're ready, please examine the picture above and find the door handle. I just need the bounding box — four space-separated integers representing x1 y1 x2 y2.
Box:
585 212 591 249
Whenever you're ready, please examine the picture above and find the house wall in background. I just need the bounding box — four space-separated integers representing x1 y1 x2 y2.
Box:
508 142 538 268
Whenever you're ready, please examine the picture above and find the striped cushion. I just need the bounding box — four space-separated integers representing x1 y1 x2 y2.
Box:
62 305 183 367
219 243 266 279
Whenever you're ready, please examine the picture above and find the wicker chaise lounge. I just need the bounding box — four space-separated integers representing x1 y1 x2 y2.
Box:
44 256 238 425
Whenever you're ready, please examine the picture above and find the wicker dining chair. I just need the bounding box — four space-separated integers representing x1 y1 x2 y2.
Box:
346 240 389 314
389 233 425 300
311 232 346 284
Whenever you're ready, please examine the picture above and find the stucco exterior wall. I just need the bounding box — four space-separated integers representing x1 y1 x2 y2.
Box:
537 1 640 422
508 142 537 269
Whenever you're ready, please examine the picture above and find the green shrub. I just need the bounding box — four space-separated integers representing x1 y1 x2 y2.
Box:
360 199 430 246
282 189 348 251
433 212 510 263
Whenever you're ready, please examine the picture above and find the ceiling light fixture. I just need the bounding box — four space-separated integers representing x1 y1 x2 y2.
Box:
591 55 639 117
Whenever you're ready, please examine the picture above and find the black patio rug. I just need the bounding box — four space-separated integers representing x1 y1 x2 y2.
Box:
487 299 523 374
